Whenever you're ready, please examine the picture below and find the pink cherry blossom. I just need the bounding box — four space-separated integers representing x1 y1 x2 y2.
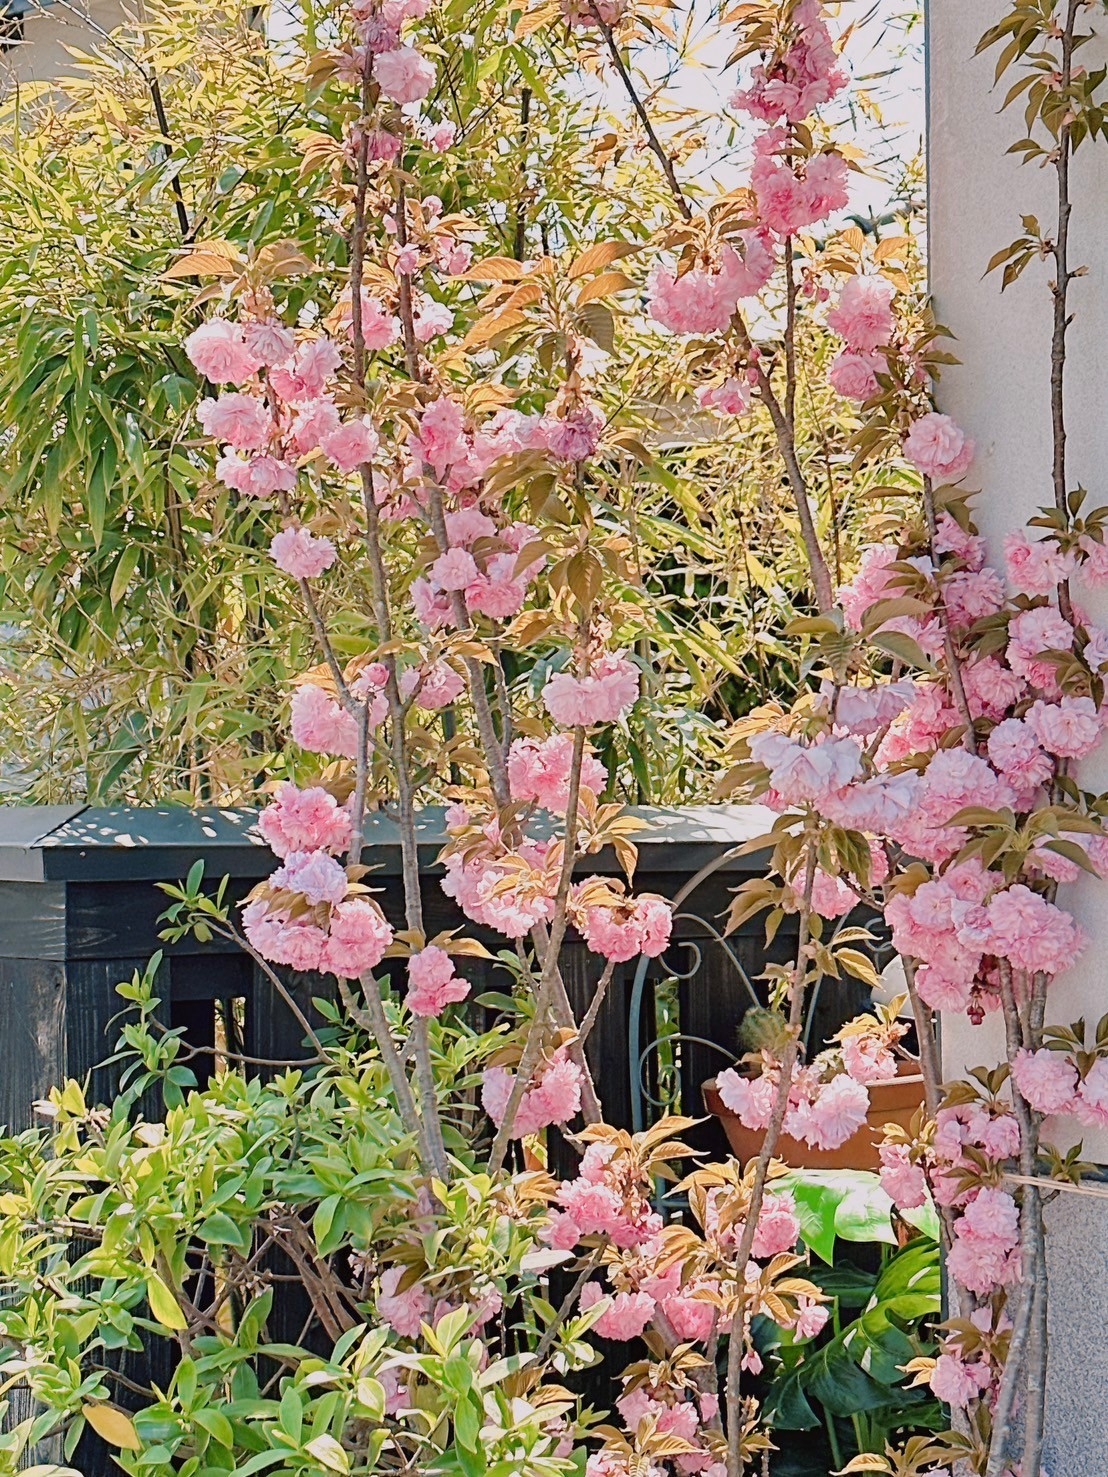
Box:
291 398 341 454
412 298 453 342
321 417 380 473
445 507 497 546
943 568 1005 628
1011 1048 1078 1114
290 683 362 759
414 397 468 477
580 1283 655 1340
841 1033 896 1085
197 393 272 451
243 319 296 367
794 1295 829 1340
406 946 471 1017
339 291 401 349
374 44 436 103
838 542 903 628
751 134 848 233
698 378 751 416
377 1266 431 1338
787 1074 869 1150
464 555 529 619
962 656 1026 720
413 662 465 709
934 511 986 569
902 412 975 483
216 452 298 498
730 0 845 121
573 888 673 963
878 1143 927 1209
542 405 604 462
270 848 349 906
962 1186 1019 1242
751 1192 801 1257
662 1291 717 1343
1024 696 1101 759
715 1067 777 1130
1073 1057 1108 1128
647 242 769 336
986 718 1052 799
270 527 337 580
482 1048 584 1136
985 885 1084 977
242 899 327 972
1006 604 1074 691
1004 531 1077 596
826 276 896 352
257 783 352 859
508 733 607 814
441 849 555 937
322 897 394 977
432 547 480 590
828 349 882 400
930 1352 989 1408
185 318 262 384
268 337 342 404
543 653 640 726
829 678 916 738
425 118 456 151
748 731 862 806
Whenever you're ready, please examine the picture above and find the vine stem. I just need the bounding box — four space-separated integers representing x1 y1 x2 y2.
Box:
533 1242 607 1359
1050 0 1081 524
921 476 977 752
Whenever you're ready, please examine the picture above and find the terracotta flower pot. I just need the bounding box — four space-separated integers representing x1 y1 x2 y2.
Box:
702 1063 927 1172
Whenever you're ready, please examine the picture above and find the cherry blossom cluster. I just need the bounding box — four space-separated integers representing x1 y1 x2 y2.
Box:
648 6 850 416
729 0 846 125
535 1134 828 1440
715 1009 904 1153
879 1089 1023 1411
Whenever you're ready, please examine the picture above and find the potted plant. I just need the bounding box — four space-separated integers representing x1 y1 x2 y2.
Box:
703 998 927 1172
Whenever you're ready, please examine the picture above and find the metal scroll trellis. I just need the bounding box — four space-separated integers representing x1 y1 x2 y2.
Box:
626 846 895 1137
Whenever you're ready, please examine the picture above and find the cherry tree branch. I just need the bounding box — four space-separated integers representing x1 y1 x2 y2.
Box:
594 23 834 612
726 840 820 1475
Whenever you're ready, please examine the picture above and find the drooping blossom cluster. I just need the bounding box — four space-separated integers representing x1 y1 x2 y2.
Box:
716 1015 900 1154
405 945 471 1018
481 1045 585 1138
729 0 847 124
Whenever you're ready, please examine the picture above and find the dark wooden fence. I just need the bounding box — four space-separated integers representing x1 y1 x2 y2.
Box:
0 803 871 1144
0 802 874 1473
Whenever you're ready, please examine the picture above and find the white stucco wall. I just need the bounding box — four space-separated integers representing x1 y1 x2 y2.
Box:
928 4 1108 1467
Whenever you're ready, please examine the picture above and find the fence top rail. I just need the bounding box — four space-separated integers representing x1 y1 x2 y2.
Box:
0 802 780 884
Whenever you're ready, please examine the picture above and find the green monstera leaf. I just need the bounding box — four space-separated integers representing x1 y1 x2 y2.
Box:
778 1168 940 1264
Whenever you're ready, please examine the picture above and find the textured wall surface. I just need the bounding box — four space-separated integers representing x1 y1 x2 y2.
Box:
0 0 129 93
928 4 1108 1468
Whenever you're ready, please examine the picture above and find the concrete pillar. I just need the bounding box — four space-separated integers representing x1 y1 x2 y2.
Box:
928 3 1108 1467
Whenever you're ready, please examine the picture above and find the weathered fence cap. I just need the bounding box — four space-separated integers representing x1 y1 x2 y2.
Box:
0 802 779 884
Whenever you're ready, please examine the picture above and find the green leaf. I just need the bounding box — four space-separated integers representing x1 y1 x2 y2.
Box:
305 1434 350 1473
109 545 142 607
146 1273 187 1331
192 1409 234 1448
